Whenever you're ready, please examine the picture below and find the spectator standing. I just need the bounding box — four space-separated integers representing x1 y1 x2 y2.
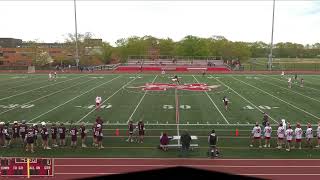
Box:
208 129 218 158
180 130 191 157
160 132 169 151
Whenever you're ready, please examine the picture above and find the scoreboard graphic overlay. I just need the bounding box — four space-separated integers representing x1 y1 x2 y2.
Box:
0 157 54 177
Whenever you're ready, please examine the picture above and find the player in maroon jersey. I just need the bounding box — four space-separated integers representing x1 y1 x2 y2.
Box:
12 121 21 146
19 120 28 146
40 122 51 150
0 122 4 147
70 125 78 149
92 122 98 147
32 124 39 147
96 116 103 125
95 124 104 149
58 123 66 146
51 123 58 147
126 120 134 143
25 126 35 153
3 123 11 147
79 122 87 148
138 119 145 143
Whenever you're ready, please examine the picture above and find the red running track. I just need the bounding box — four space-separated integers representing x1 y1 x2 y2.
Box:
51 158 320 180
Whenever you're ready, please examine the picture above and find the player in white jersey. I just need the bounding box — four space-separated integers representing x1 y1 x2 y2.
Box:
250 122 262 148
281 71 285 78
95 96 102 110
285 124 294 151
281 119 286 131
49 72 52 81
288 77 292 88
263 122 272 148
305 123 313 148
161 70 166 76
294 123 303 149
316 122 320 148
300 78 304 87
277 122 285 149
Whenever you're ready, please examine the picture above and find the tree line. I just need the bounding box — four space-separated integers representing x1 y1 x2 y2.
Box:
26 33 320 66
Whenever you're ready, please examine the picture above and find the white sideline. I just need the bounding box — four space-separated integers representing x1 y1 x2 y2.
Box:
0 75 85 101
27 76 121 123
0 79 93 115
233 77 320 119
214 77 277 123
193 75 229 124
77 77 138 123
127 75 158 122
20 122 319 126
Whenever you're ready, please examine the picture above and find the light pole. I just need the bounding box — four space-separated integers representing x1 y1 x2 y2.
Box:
268 0 275 71
74 0 80 68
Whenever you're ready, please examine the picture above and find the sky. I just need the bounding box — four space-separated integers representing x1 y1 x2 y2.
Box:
0 0 319 46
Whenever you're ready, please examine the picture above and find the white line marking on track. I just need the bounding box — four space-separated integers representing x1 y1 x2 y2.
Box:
27 76 121 123
233 77 320 119
127 75 158 121
193 75 229 124
77 77 137 123
215 77 278 123
0 75 86 101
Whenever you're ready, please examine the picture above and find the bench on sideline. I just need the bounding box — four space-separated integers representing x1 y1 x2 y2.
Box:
160 135 199 150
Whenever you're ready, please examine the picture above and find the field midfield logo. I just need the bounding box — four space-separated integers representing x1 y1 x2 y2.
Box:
128 83 221 92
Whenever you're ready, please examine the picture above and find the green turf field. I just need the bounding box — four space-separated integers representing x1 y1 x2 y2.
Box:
1 73 320 158
243 58 320 71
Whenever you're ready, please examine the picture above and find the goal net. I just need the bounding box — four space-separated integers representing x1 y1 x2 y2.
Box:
27 66 35 73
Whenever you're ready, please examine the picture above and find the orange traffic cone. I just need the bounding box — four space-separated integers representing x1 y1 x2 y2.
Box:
115 129 120 136
235 128 239 137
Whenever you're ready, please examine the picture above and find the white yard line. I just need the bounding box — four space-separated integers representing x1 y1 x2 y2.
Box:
0 79 93 115
77 77 138 123
233 77 320 119
0 75 86 101
214 77 277 123
127 75 158 122
193 75 229 124
27 76 121 123
0 78 50 92
265 75 320 93
258 76 320 104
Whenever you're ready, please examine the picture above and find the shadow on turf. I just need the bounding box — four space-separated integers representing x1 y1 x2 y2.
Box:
77 166 265 180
